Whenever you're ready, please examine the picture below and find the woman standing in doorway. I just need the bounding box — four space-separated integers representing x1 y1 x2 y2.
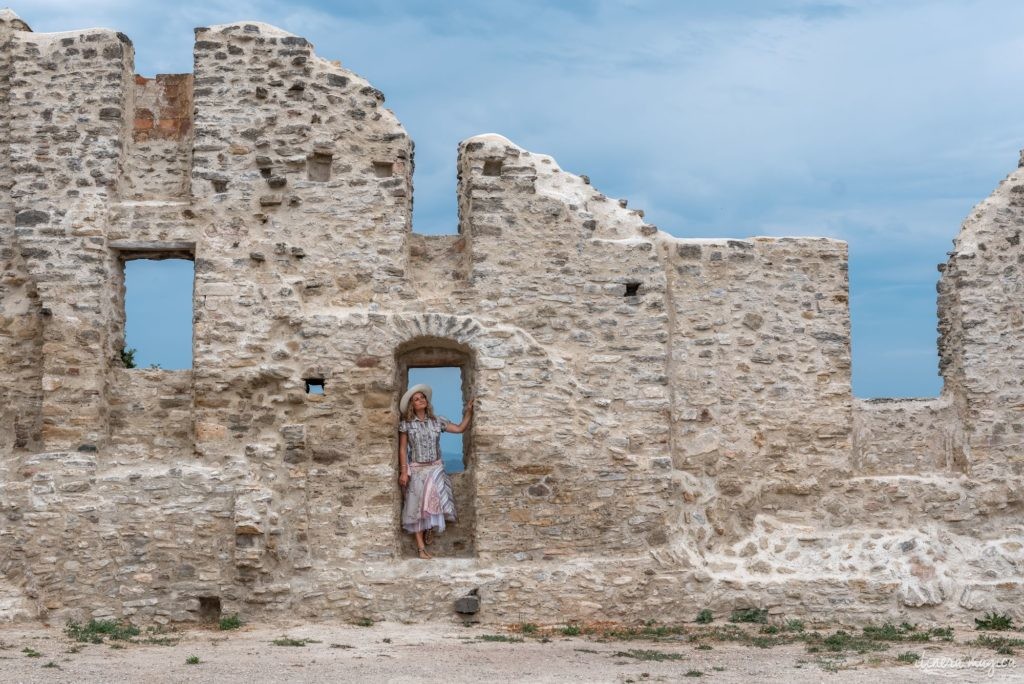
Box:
398 383 474 559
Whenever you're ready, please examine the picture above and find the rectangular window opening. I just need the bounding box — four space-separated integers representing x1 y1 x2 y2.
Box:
122 256 194 370
407 366 464 473
624 281 641 297
304 378 325 395
372 161 394 178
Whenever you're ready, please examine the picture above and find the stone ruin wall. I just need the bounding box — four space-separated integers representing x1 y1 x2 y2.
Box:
0 11 1021 626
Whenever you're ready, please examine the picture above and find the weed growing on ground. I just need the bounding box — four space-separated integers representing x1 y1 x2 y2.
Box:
65 619 140 644
561 624 582 636
712 666 725 672
186 655 200 665
272 637 313 647
684 670 704 677
971 633 1024 655
41 661 59 669
897 651 920 663
139 636 179 646
695 610 713 624
218 615 242 631
354 617 374 627
784 619 805 633
22 647 41 658
975 612 1014 631
66 645 84 654
329 643 354 649
520 623 538 635
729 608 768 624
477 634 524 643
612 649 684 662
696 644 712 650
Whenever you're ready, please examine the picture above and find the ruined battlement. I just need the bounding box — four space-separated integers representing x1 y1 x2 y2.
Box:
1 12 1021 626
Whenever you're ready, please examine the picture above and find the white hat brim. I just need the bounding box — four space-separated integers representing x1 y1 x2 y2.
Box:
400 383 432 413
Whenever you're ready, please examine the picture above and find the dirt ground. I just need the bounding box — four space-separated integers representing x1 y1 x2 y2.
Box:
0 620 1020 683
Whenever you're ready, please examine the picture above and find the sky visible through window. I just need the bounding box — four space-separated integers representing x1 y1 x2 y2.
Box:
124 259 194 370
408 367 464 473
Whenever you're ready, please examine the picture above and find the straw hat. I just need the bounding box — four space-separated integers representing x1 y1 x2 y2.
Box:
400 383 432 413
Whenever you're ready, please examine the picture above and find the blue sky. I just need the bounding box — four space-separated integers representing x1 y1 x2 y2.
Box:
23 1 1024 396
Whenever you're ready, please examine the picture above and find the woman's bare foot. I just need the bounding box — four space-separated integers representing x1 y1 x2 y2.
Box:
417 546 433 560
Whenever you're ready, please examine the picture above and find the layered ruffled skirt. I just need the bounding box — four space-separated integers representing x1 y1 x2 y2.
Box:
402 461 457 533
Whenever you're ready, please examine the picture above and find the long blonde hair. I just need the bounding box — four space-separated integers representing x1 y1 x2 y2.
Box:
403 391 436 422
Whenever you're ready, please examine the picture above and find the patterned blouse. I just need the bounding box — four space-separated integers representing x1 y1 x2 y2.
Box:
398 416 450 463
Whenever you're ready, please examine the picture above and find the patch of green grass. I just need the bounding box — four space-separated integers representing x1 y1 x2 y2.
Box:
329 643 354 649
809 630 888 655
186 655 200 665
975 612 1014 631
561 624 582 636
695 609 713 624
729 608 768 624
139 636 179 646
696 644 712 650
784 619 805 633
477 634 524 643
612 649 684 662
684 670 704 677
218 614 242 631
574 647 599 654
598 623 685 641
712 666 725 672
897 651 920 664
23 647 41 658
272 637 313 647
42 660 59 668
520 623 538 635
971 633 1024 655
929 626 954 641
65 645 84 654
862 623 907 641
65 619 140 644
109 643 125 650
354 617 374 627
760 624 779 635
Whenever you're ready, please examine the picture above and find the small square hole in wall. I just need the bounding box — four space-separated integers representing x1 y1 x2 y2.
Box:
198 596 221 622
482 159 503 177
307 152 332 182
372 161 394 178
624 282 641 297
304 378 325 395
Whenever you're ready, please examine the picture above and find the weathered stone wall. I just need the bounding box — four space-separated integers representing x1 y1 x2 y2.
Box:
122 73 193 200
938 165 1024 479
852 398 963 474
1 12 1022 627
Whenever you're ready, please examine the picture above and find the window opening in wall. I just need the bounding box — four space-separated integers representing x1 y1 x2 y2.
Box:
624 281 641 297
124 258 194 369
372 161 394 178
304 378 325 395
408 366 464 472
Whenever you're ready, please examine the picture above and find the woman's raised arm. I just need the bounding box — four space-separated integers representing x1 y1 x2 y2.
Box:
446 398 475 434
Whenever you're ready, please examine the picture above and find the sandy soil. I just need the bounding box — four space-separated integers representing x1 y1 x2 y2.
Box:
0 620 1019 683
